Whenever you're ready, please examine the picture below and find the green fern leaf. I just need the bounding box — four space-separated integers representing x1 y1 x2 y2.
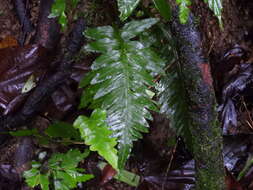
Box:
73 109 118 170
176 0 191 24
48 0 67 30
158 66 193 150
24 149 92 190
117 0 141 21
81 18 165 169
204 0 223 27
49 0 80 30
152 0 172 21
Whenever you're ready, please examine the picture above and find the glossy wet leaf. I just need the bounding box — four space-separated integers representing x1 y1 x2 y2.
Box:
176 0 191 24
45 121 81 140
49 0 65 17
204 0 223 27
158 64 193 150
152 0 171 21
0 45 50 113
24 149 93 190
82 18 164 169
71 0 80 8
117 0 141 21
9 128 38 136
74 109 118 170
121 18 159 40
48 149 89 169
219 63 253 134
24 162 50 190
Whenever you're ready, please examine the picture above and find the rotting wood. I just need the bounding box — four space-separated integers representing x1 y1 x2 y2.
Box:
171 12 225 190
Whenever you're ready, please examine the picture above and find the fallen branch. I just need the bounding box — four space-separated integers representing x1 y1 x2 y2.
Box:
171 12 225 190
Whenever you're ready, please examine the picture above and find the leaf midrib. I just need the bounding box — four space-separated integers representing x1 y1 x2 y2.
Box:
116 29 132 153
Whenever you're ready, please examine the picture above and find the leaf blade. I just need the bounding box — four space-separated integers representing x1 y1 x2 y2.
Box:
117 0 141 21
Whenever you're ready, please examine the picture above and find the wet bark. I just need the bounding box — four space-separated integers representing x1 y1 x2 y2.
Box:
13 0 33 45
34 0 61 49
171 12 225 190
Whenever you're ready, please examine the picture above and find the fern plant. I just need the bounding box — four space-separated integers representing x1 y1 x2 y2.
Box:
24 149 93 190
117 0 222 26
151 23 193 149
80 18 165 169
158 65 193 149
204 0 223 26
118 0 141 21
49 0 80 30
74 109 119 170
175 0 191 24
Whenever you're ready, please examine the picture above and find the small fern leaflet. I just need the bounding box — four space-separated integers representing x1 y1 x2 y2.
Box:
158 66 192 149
155 24 193 150
74 109 118 170
117 0 141 21
80 18 165 169
176 0 191 24
204 0 223 27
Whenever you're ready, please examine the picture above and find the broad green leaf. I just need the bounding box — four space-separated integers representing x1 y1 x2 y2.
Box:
9 128 38 136
40 174 50 190
176 0 191 24
54 171 76 188
59 12 67 29
49 0 65 18
76 174 94 182
121 18 159 40
48 0 67 30
74 109 118 170
152 0 172 21
61 149 89 168
24 162 50 190
82 19 164 169
85 26 114 40
45 121 81 140
54 179 70 190
24 167 41 187
71 0 80 8
204 0 223 27
117 0 141 21
48 149 89 169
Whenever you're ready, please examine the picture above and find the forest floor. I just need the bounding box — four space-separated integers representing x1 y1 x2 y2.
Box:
1 0 253 190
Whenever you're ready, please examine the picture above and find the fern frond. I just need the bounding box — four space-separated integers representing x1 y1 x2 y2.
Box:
204 0 223 27
74 109 118 170
117 0 141 21
158 65 192 148
80 18 165 169
155 23 192 149
176 0 191 24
